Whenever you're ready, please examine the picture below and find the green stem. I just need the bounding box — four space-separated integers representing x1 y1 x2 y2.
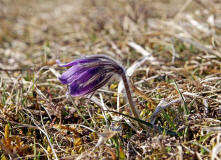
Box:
121 73 146 129
103 109 178 136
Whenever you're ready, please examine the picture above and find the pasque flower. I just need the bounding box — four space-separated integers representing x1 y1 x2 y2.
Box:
57 55 124 97
57 55 144 129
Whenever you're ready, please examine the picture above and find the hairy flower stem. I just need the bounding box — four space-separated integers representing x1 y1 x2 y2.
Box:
121 73 146 130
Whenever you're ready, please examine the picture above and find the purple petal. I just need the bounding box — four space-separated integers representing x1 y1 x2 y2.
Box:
69 73 112 97
58 65 104 85
58 65 83 84
57 55 123 97
56 57 100 67
85 74 113 95
75 67 104 84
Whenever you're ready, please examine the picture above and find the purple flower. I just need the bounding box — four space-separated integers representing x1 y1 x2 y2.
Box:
57 54 144 129
57 55 124 97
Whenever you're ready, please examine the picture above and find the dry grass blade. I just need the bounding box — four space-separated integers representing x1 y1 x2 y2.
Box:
76 130 119 160
99 93 108 125
150 98 182 124
24 109 58 160
128 42 152 57
211 141 221 160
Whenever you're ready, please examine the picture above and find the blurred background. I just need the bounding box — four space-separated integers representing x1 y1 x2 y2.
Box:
1 0 220 69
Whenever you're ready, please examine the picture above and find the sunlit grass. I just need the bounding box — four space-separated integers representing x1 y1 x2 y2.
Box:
0 0 221 159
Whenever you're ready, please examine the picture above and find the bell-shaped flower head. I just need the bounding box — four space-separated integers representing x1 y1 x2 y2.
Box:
57 54 145 129
57 55 125 97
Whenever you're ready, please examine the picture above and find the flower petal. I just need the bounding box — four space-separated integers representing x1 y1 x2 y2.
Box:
75 67 104 84
69 73 113 97
57 55 124 97
58 65 104 85
56 57 100 67
58 65 83 84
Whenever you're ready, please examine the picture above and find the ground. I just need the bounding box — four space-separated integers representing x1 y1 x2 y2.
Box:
0 0 221 159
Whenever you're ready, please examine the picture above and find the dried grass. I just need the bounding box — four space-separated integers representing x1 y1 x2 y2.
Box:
0 0 221 159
